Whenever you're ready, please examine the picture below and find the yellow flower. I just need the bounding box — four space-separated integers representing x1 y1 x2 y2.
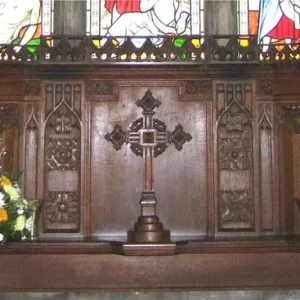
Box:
15 215 26 231
3 185 20 201
0 207 8 222
0 175 11 187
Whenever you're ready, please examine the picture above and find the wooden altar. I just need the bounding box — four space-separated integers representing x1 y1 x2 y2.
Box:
1 38 300 290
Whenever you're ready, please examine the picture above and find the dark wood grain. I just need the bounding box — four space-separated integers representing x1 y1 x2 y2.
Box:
0 64 300 290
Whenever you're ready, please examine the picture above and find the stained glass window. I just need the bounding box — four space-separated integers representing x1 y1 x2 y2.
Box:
238 0 259 36
0 0 42 53
42 0 54 36
86 0 205 48
239 0 300 45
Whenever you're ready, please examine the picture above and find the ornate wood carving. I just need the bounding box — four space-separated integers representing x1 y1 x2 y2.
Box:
105 90 192 244
220 191 252 226
46 139 79 170
86 80 117 101
185 80 212 95
216 82 254 232
24 82 41 96
179 80 212 101
277 103 300 234
256 80 273 96
279 103 300 133
43 83 82 233
86 81 114 96
0 105 18 134
45 192 80 231
23 103 40 200
1 35 300 65
258 103 274 232
219 138 251 170
0 104 18 173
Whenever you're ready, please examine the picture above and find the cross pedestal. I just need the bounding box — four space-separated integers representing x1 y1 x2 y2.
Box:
105 90 192 247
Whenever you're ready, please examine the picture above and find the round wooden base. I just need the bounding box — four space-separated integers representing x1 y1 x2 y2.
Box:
128 216 170 243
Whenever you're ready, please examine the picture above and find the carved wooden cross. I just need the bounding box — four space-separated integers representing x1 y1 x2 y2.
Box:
105 90 192 243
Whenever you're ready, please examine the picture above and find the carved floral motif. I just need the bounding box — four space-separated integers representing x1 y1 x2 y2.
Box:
24 82 41 96
86 81 114 96
220 191 252 225
185 80 212 95
46 139 78 170
256 80 272 95
46 192 79 224
219 138 251 170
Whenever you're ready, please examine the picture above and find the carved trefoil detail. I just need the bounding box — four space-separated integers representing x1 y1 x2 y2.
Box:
43 83 82 233
216 82 254 232
45 192 80 231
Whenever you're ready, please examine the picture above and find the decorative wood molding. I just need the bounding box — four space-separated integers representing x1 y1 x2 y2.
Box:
256 80 273 97
1 239 300 290
24 81 41 96
42 82 83 236
86 80 118 101
179 80 212 101
0 104 18 134
215 82 254 233
278 103 300 133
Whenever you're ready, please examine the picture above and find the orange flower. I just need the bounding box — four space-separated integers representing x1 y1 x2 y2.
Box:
0 207 8 222
0 175 11 187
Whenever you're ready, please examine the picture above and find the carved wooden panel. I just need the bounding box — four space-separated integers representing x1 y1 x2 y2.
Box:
0 104 19 173
90 84 207 240
86 80 117 101
42 83 83 234
258 103 274 232
179 80 212 101
277 103 300 234
215 82 254 232
23 103 40 200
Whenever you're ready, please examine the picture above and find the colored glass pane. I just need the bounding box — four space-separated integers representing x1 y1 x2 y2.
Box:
87 0 205 48
0 0 42 47
239 0 300 45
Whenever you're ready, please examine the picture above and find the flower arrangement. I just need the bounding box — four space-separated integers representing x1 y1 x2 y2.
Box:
0 172 34 243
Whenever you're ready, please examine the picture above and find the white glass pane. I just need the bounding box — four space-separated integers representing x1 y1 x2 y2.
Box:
0 0 42 44
91 0 100 35
249 0 259 11
96 0 193 39
239 0 249 34
200 10 204 34
192 0 201 34
43 0 52 35
86 11 91 35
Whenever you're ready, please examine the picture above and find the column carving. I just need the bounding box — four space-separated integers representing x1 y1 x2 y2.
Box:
43 83 83 234
258 103 274 232
23 103 40 200
215 82 254 232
